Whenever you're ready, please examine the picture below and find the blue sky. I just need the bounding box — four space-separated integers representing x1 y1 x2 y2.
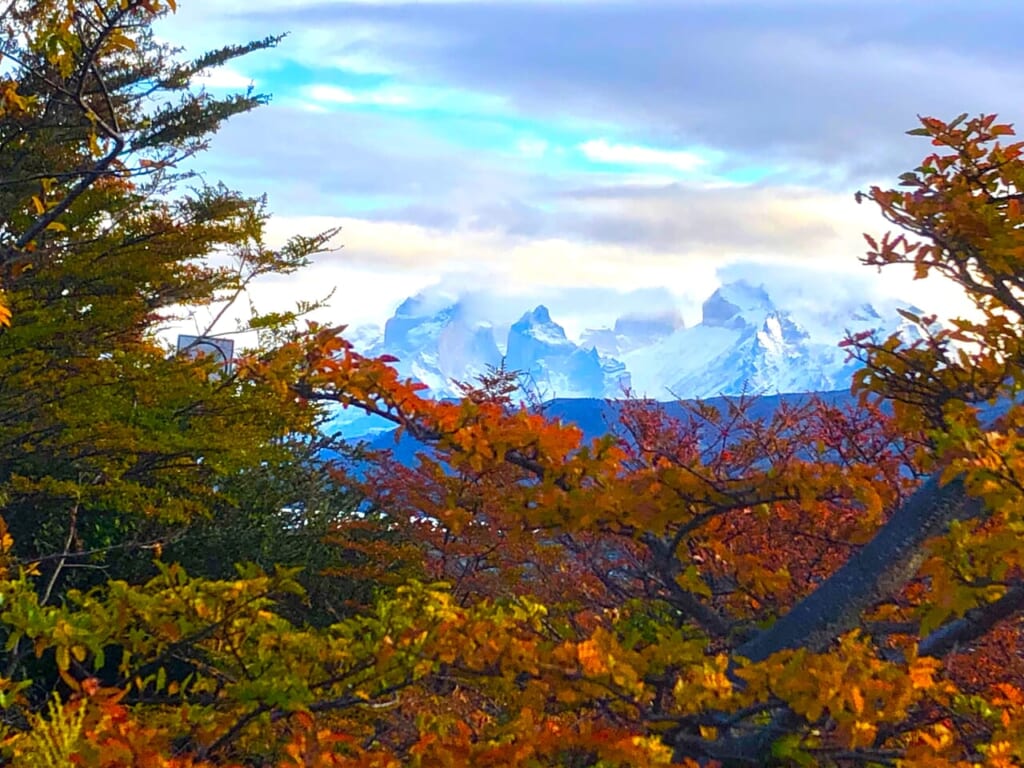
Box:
156 0 1024 336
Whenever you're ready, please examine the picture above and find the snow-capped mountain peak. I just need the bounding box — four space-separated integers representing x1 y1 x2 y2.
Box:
702 280 774 329
503 306 624 397
342 280 916 404
510 305 571 346
384 295 459 351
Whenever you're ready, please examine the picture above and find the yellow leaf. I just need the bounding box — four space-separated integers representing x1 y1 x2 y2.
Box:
908 659 937 690
850 684 865 715
576 639 608 676
109 30 137 51
3 86 27 112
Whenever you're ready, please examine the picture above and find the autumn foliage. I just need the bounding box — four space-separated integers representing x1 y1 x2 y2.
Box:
4 1 1024 766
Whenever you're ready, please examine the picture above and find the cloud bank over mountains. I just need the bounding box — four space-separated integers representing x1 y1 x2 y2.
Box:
346 276 921 405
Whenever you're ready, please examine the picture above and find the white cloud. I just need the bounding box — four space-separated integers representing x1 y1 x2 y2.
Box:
306 84 412 107
516 137 550 159
198 66 254 89
230 203 922 325
304 81 510 115
161 204 974 352
579 139 708 173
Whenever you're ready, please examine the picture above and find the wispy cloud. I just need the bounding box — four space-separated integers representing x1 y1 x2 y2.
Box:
306 84 411 106
578 140 709 174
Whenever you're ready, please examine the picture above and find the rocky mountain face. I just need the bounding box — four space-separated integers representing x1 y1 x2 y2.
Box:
344 280 920 405
619 281 900 399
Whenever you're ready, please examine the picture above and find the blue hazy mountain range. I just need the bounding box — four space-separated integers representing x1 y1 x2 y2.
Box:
331 392 857 470
327 278 923 441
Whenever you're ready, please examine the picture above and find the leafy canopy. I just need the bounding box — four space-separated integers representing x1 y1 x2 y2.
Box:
4 2 1024 766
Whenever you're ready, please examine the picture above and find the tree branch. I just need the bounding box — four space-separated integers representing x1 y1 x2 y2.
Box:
737 473 982 663
642 532 733 638
7 3 136 257
919 581 1024 658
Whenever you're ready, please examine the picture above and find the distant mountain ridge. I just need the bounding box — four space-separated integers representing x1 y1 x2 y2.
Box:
342 279 921 408
344 391 858 467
